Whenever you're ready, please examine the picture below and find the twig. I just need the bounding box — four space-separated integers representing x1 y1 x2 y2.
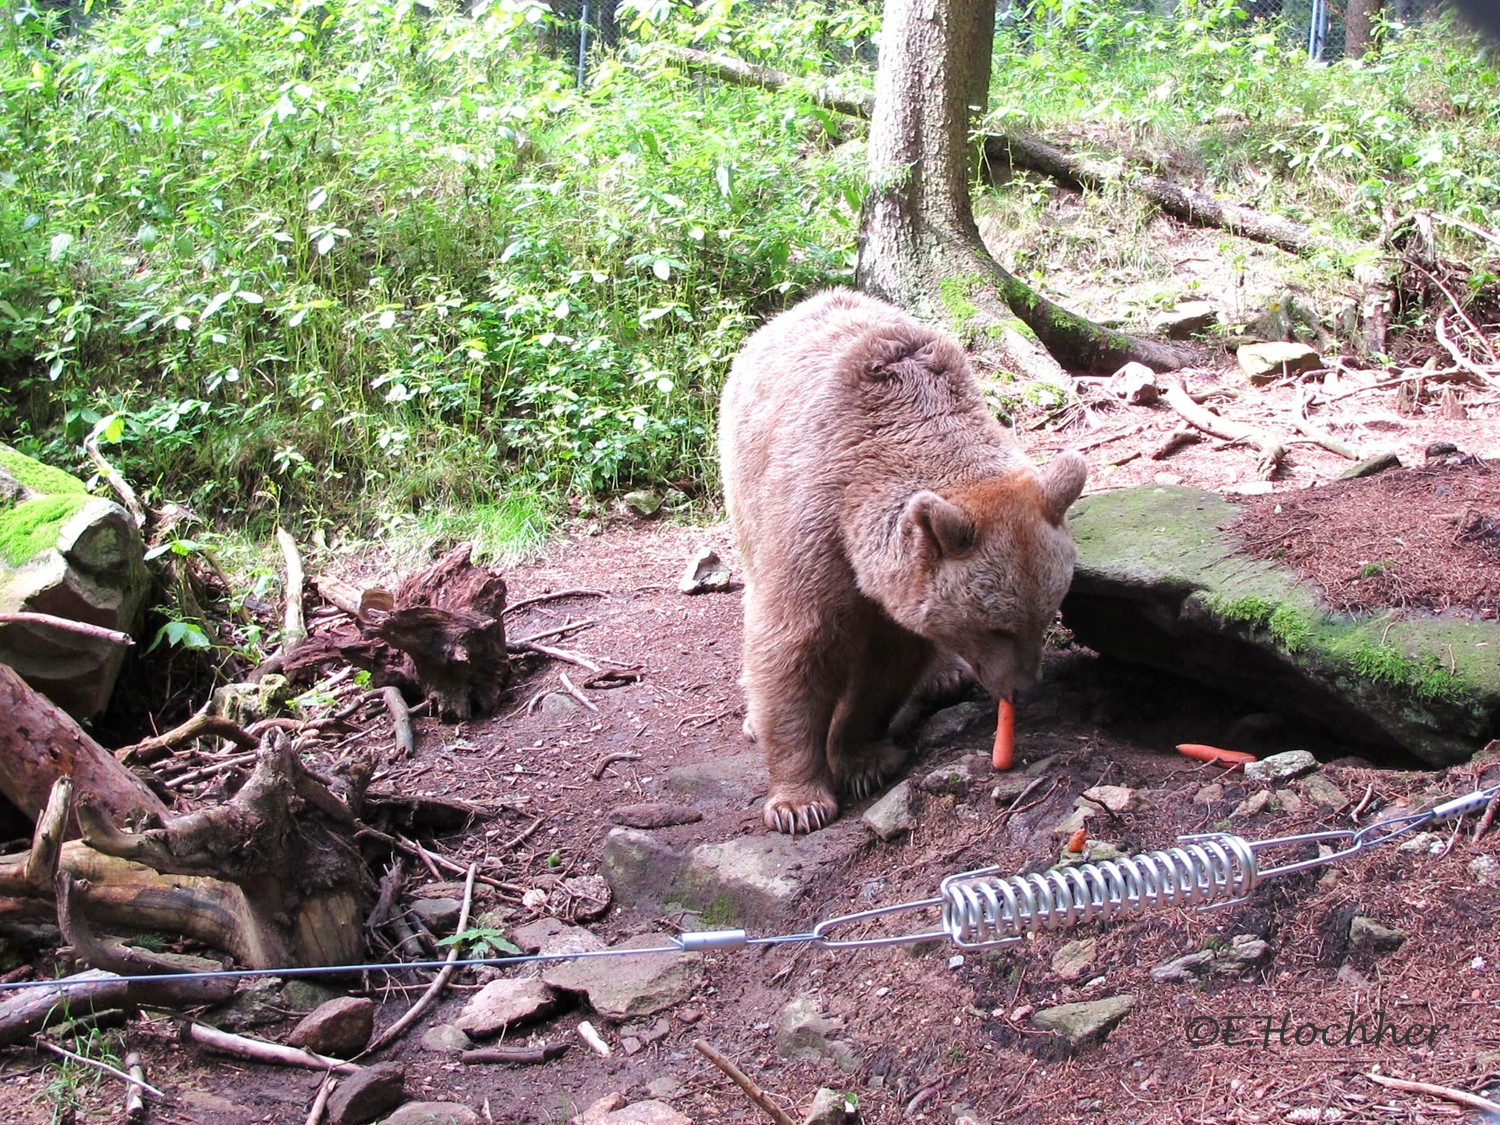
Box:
275 527 308 656
0 612 133 647
1149 427 1201 461
1322 364 1490 403
461 1043 569 1065
578 1020 612 1057
1473 791 1498 841
117 705 259 765
503 588 606 617
305 1072 338 1125
37 1040 166 1100
1292 389 1364 460
124 1051 147 1123
164 751 258 790
557 672 599 713
1413 264 1500 364
1163 376 1285 477
1072 423 1145 453
510 618 598 645
383 686 415 759
509 640 602 673
501 816 546 851
1434 312 1500 384
363 863 477 1055
692 1038 796 1125
593 753 644 781
181 1021 360 1074
352 825 515 893
1365 1073 1500 1114
82 434 147 529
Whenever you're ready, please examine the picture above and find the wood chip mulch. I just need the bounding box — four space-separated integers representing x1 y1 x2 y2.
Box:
1230 459 1500 619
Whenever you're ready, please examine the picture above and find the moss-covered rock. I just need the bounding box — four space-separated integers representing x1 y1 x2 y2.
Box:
0 447 149 718
1062 485 1500 766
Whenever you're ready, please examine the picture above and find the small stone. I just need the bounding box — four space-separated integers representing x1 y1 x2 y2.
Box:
621 1017 671 1045
1106 362 1161 405
776 996 860 1072
1152 301 1219 339
1051 938 1098 983
382 1104 483 1125
1299 775 1348 811
991 773 1035 803
623 490 663 518
1396 832 1444 855
862 781 915 841
1150 950 1214 984
920 764 973 798
608 803 703 829
1194 783 1223 805
420 1024 472 1054
1244 750 1318 784
1230 790 1272 819
620 1036 643 1056
1080 785 1141 813
1335 963 1372 991
1052 806 1095 837
409 897 463 935
1031 995 1136 1047
574 1097 691 1125
678 546 732 594
645 1077 685 1101
327 1061 405 1125
802 1088 847 1125
287 996 375 1058
1272 789 1303 815
1348 916 1407 953
1237 341 1322 385
916 702 992 750
1468 854 1499 885
538 691 582 714
454 978 560 1037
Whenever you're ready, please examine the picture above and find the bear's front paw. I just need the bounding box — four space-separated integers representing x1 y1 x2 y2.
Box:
838 741 910 801
762 785 839 834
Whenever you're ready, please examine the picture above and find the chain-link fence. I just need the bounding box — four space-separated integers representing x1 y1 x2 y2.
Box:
1221 0 1447 60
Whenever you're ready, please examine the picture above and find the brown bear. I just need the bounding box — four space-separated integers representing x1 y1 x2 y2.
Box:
718 288 1087 833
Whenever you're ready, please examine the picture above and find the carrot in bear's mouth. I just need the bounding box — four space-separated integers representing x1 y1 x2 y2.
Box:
992 698 1016 770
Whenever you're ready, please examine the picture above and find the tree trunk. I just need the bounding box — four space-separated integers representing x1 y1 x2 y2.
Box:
855 0 1192 373
1345 0 1383 56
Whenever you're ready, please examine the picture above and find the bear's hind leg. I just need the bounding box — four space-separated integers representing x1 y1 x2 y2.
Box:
828 624 933 801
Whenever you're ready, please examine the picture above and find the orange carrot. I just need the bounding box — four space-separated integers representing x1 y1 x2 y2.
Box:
1176 743 1257 769
1065 826 1088 854
993 698 1016 770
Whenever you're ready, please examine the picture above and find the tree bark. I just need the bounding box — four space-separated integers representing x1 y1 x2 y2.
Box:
1345 0 1383 56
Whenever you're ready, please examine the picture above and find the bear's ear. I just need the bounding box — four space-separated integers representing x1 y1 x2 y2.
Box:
1040 451 1087 524
902 491 976 560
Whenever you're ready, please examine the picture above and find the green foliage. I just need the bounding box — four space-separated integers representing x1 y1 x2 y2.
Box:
1210 594 1311 653
1 0 862 530
438 925 522 960
985 2 1500 242
1346 640 1466 705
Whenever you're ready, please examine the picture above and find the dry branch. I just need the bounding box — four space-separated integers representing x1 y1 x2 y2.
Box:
124 1051 148 1123
461 1043 569 1065
1292 389 1364 460
118 703 259 765
693 1038 797 1125
1162 376 1286 476
362 864 476 1056
0 612 133 647
1365 1073 1500 1115
277 527 309 656
0 970 235 1047
383 686 415 759
82 434 147 529
180 1021 361 1074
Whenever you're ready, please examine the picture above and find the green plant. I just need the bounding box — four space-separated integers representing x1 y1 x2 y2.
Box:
40 1028 125 1125
437 925 522 960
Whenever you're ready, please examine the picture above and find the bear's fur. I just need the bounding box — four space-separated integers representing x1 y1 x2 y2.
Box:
718 288 1087 833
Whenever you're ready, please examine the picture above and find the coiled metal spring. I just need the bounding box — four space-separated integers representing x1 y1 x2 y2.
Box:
939 834 1260 947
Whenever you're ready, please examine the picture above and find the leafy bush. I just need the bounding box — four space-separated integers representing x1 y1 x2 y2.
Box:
0 0 863 530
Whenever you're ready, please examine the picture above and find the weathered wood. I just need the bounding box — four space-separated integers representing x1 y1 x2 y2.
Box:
0 970 235 1047
1163 376 1286 477
0 663 169 836
277 527 309 656
180 1021 361 1074
116 703 259 766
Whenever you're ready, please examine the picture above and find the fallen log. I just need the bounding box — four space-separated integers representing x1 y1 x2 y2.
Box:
0 969 236 1047
0 663 169 836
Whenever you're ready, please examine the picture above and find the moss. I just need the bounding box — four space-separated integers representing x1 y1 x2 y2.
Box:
1346 641 1467 705
1212 595 1275 630
0 444 88 499
937 274 984 338
1268 605 1313 653
0 494 91 566
696 892 739 929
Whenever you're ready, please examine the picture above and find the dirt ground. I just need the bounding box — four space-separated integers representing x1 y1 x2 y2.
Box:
4 208 1500 1124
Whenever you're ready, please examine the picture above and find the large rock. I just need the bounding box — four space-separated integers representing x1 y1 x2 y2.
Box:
1031 995 1136 1048
1236 341 1322 384
0 445 149 717
454 978 560 1037
542 934 703 1021
1062 485 1500 766
674 828 857 921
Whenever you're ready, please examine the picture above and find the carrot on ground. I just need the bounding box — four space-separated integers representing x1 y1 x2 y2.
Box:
1065 826 1088 853
993 698 1016 770
1176 743 1257 769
